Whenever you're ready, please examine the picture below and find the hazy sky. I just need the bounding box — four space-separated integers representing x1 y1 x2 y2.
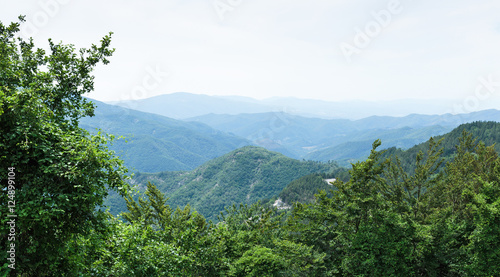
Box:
2 0 500 106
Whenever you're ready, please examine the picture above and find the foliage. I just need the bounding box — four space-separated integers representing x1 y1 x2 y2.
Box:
75 134 500 276
108 146 339 220
0 17 129 276
382 121 500 174
72 185 222 276
278 173 336 205
286 129 500 276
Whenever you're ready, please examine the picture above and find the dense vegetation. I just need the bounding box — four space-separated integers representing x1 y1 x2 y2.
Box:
0 17 130 275
59 133 500 276
277 173 336 205
107 146 339 220
382 121 500 174
275 121 500 208
2 17 500 276
80 100 249 172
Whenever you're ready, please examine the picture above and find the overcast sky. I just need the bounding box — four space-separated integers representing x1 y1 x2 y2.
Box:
2 0 500 107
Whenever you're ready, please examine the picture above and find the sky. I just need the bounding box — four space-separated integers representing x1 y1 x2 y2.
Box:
2 0 500 110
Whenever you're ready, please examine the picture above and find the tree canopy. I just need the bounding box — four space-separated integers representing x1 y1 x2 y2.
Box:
0 16 129 276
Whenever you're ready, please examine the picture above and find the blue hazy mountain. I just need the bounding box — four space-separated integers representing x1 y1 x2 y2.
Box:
108 92 272 119
80 100 250 172
186 110 500 161
108 92 476 120
96 93 500 169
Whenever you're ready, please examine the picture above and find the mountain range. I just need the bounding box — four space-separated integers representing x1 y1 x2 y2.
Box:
108 92 476 120
84 94 500 172
107 93 500 162
186 110 500 165
106 121 500 220
80 100 249 172
91 92 500 221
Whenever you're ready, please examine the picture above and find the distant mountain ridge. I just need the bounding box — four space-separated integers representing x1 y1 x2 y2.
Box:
80 100 250 172
108 92 272 119
89 96 500 171
381 121 500 173
108 92 486 120
186 110 500 164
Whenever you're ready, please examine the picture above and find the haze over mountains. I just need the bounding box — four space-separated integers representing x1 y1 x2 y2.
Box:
91 93 500 222
88 93 500 170
80 100 250 172
186 108 500 165
109 92 472 120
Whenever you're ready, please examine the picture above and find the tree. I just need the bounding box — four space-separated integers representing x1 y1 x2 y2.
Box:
0 16 128 276
424 132 500 275
288 140 446 276
218 202 322 276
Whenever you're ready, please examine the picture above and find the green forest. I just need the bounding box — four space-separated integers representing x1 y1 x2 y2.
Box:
2 17 500 276
108 146 340 220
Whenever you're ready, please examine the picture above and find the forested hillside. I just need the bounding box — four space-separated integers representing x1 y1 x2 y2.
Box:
105 122 500 218
80 100 249 172
381 121 500 173
305 125 450 166
277 173 337 205
109 146 339 219
81 101 500 172
272 121 500 209
94 132 500 276
188 112 458 159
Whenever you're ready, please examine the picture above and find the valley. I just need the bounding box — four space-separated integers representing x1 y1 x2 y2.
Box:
96 94 500 222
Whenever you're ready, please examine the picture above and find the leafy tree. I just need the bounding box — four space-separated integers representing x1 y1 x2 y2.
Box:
0 16 128 276
423 132 500 275
68 214 192 276
229 245 287 277
278 173 336 205
118 182 227 276
218 202 323 276
289 140 444 276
